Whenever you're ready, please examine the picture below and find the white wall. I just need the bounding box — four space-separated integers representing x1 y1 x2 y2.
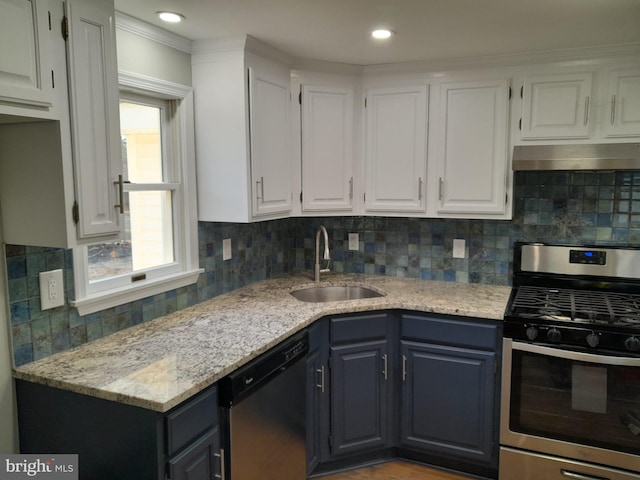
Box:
0 202 18 453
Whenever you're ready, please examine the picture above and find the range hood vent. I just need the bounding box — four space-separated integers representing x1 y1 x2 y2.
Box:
512 143 640 171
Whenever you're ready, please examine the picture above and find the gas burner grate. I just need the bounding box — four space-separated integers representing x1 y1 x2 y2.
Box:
511 286 640 326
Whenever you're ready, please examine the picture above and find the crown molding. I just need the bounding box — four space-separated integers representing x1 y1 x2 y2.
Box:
115 11 192 54
118 70 192 99
363 42 640 75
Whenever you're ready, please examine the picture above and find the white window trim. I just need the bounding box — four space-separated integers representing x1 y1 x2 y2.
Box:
71 71 202 316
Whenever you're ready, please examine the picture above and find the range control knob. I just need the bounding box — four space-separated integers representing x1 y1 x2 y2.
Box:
625 336 640 352
586 332 600 348
547 327 562 343
525 326 539 341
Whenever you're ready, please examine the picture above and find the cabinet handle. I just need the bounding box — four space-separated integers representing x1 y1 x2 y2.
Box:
402 355 407 381
561 469 609 480
382 354 388 380
316 366 325 393
349 177 353 200
438 177 444 201
611 94 616 125
584 96 590 126
256 176 264 202
418 177 423 201
113 174 130 214
214 448 226 480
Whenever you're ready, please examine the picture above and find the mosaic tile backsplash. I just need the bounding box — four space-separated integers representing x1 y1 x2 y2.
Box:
6 170 640 365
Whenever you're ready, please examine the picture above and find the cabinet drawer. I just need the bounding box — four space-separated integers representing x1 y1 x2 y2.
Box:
331 313 389 343
166 385 218 456
401 314 499 350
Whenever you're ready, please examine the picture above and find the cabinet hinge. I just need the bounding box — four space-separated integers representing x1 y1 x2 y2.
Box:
61 15 69 40
300 191 303 203
51 70 55 89
508 87 512 100
328 435 333 449
72 201 79 224
364 97 367 108
48 11 52 30
518 118 522 130
363 192 366 203
505 191 508 205
520 85 523 98
299 91 302 105
494 362 498 376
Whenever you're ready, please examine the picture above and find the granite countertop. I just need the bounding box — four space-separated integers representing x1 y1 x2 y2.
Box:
13 273 512 413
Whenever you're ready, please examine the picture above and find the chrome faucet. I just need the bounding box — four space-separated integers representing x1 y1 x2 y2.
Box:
315 225 331 283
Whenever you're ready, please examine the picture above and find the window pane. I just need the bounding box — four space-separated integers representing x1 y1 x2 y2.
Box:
120 101 163 183
87 191 174 282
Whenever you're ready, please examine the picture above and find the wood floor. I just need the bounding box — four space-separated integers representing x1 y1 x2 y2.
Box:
318 461 475 480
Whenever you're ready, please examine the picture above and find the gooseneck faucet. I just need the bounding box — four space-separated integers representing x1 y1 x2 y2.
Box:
315 225 331 283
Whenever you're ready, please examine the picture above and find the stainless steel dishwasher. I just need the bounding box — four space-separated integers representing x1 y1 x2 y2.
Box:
220 331 309 480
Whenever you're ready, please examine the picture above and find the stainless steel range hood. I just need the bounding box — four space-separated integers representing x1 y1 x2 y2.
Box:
512 143 640 171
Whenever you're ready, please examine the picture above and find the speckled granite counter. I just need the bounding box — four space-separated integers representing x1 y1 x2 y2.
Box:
13 273 511 413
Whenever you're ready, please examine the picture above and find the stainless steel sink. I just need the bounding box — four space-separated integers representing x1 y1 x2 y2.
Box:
290 285 383 303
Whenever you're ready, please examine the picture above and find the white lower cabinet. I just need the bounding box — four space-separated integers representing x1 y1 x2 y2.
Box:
192 36 292 223
0 0 122 248
433 79 510 218
364 85 428 214
300 84 354 213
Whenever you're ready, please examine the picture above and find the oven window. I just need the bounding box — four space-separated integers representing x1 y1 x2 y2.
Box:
510 349 640 455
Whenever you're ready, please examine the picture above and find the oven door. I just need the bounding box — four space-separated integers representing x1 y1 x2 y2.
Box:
501 338 640 473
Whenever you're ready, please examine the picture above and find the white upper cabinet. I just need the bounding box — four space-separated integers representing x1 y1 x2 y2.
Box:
0 0 122 248
0 0 53 111
65 0 123 238
192 36 292 222
520 73 593 140
434 79 510 217
249 66 292 217
604 69 640 138
364 85 428 214
300 84 354 212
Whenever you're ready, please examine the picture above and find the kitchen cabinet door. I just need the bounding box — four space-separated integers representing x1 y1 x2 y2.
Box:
192 37 292 222
0 0 53 111
301 84 354 212
306 320 330 474
604 69 640 138
364 85 428 213
521 73 593 139
168 429 220 480
434 79 510 217
330 339 391 457
65 0 123 238
400 340 497 467
249 65 292 218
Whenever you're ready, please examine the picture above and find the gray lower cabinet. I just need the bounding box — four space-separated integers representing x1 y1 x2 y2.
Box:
15 380 223 480
328 313 394 458
307 319 330 474
308 311 501 479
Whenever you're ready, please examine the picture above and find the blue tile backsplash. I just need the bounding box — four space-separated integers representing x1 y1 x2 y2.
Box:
6 171 640 365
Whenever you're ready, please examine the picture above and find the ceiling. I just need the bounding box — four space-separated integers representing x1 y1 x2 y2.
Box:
114 0 640 66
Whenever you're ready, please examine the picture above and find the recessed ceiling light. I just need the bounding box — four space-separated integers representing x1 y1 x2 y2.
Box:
371 29 394 40
157 11 184 23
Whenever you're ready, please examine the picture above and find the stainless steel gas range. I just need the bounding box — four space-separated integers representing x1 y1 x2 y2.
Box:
500 243 640 480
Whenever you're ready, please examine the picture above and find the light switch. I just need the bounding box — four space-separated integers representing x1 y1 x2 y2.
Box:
453 239 466 259
348 233 359 251
223 238 232 260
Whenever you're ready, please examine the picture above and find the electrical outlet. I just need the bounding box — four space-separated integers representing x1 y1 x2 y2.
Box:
39 269 65 310
223 238 232 261
453 239 466 259
348 233 359 251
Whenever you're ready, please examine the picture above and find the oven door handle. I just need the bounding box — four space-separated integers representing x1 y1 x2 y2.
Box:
511 340 640 367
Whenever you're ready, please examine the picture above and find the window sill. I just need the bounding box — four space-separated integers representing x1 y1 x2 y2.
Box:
70 269 204 316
